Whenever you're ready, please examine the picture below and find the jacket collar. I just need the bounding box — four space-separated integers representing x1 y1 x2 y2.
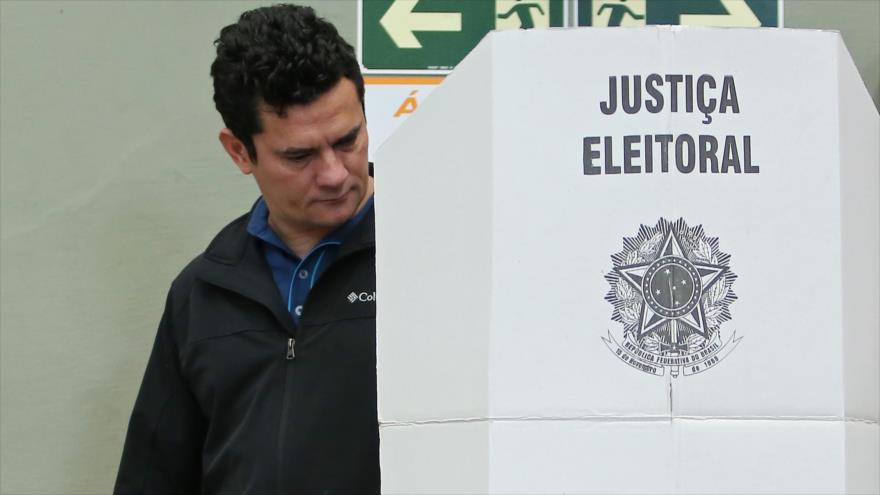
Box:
336 200 375 260
194 205 375 335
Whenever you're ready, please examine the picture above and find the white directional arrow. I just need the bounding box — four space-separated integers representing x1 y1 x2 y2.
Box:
380 0 462 49
679 0 761 27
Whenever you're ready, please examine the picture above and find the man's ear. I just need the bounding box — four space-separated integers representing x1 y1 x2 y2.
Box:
219 128 255 175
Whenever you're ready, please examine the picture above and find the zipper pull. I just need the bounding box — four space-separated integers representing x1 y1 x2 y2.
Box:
286 338 295 360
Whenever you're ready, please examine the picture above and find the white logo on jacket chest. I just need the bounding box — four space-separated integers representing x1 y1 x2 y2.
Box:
347 291 376 303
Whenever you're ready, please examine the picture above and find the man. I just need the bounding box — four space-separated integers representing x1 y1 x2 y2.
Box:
115 5 378 493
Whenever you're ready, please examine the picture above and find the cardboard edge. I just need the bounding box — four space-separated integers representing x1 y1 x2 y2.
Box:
836 35 880 423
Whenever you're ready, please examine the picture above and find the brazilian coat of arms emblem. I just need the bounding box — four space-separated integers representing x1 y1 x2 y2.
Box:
603 219 741 377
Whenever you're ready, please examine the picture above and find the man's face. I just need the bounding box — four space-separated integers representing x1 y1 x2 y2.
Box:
224 78 372 240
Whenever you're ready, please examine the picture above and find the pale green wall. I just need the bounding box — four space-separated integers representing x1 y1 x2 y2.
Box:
784 0 880 109
0 1 352 493
0 1 877 493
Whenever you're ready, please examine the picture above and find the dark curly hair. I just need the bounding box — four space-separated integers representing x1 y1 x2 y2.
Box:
211 4 364 159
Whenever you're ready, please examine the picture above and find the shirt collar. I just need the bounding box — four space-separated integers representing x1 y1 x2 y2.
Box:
246 195 375 258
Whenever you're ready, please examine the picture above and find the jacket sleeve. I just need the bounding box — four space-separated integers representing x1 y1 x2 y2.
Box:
114 290 205 494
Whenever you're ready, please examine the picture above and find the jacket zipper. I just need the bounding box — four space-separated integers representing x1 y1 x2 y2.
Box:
278 336 295 492
286 337 295 360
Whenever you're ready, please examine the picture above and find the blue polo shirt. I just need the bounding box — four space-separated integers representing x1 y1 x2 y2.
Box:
246 196 374 325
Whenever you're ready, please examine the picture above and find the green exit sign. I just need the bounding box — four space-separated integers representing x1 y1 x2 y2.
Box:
576 0 780 27
360 0 566 72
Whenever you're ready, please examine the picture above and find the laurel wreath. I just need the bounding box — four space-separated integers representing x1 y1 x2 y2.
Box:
703 281 729 329
691 238 718 265
624 232 663 265
693 239 729 329
615 281 641 328
642 333 661 352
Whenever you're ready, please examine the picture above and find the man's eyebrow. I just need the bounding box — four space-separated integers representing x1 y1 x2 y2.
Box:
274 124 362 157
332 124 362 146
276 146 313 158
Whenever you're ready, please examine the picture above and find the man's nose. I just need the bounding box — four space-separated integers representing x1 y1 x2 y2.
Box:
315 148 348 187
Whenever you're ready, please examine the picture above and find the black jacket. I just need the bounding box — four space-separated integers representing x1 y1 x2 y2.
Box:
115 206 379 494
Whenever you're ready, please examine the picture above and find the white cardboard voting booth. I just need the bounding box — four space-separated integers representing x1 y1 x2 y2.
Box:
374 27 879 494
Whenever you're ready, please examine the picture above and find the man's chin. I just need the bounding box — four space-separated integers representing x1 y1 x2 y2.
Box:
311 201 359 228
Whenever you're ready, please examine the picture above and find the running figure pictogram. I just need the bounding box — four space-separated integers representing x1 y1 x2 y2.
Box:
597 0 644 26
497 0 546 29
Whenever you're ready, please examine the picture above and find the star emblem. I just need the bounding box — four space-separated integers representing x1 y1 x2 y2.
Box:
614 228 727 339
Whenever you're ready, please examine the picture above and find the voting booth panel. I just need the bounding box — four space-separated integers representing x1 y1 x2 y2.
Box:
375 27 879 493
